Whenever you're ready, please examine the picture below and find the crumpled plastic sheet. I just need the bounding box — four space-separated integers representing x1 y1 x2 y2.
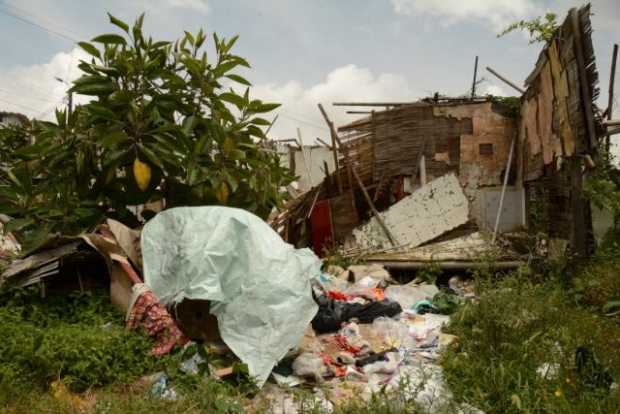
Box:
365 361 484 414
141 206 321 387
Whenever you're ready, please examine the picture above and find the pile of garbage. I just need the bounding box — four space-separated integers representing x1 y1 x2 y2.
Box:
258 263 480 413
0 206 480 412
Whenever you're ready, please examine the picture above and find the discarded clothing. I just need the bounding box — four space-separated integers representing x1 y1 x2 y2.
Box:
412 292 460 315
361 351 400 375
355 348 398 367
292 352 330 382
126 284 188 355
142 206 321 386
312 295 403 333
412 300 437 315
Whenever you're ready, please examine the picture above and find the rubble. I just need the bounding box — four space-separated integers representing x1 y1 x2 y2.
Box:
354 174 470 250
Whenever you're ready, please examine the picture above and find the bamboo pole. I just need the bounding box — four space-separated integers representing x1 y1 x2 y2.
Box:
606 44 618 152
492 134 516 244
318 103 343 194
351 167 397 247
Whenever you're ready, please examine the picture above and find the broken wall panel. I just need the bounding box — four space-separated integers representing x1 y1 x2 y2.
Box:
371 105 470 183
353 174 469 250
435 102 516 189
520 5 599 255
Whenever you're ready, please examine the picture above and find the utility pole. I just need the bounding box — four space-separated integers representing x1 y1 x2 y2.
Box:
471 56 479 99
55 77 72 117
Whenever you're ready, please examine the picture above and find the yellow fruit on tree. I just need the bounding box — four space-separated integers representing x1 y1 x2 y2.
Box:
223 136 235 158
215 181 229 203
133 158 151 191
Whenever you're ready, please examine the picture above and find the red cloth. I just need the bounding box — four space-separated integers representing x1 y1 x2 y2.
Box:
126 290 188 355
321 354 346 377
335 334 362 355
327 290 349 301
309 199 333 256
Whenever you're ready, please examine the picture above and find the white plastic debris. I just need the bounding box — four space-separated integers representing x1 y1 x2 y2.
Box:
142 206 321 387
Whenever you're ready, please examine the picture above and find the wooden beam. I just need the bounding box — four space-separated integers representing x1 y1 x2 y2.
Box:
607 44 618 152
570 8 598 152
492 133 516 244
606 126 620 136
485 66 525 94
351 167 397 247
333 102 410 107
316 137 333 149
346 111 373 114
318 103 343 194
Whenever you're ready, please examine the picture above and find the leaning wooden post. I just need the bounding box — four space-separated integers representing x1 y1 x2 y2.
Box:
318 103 343 194
492 133 516 244
351 167 397 247
606 44 618 154
486 66 525 94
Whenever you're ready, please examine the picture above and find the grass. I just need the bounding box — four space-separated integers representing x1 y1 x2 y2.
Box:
441 255 620 414
2 238 620 413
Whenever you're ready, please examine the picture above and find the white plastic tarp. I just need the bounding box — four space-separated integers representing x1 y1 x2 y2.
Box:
141 207 321 386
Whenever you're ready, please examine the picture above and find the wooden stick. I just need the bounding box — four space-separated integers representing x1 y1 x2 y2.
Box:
318 103 343 194
606 126 620 136
471 56 479 99
570 9 597 151
604 119 620 127
486 66 525 94
351 167 397 246
316 137 333 149
607 44 618 152
346 111 373 114
265 114 278 136
306 187 322 219
333 102 409 107
492 133 516 244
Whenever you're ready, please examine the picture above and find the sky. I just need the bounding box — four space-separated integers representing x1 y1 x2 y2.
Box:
0 0 618 146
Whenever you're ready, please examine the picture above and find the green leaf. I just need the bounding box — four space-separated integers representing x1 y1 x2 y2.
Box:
213 61 239 77
250 117 271 126
139 144 164 169
78 42 101 59
92 34 127 45
249 100 280 113
219 92 246 110
182 115 196 136
4 218 34 234
88 103 118 120
72 81 115 96
226 74 251 86
222 35 239 53
99 130 129 149
108 13 129 33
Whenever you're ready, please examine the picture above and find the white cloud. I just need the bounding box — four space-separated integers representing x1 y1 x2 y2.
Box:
252 64 416 143
481 83 508 97
0 47 89 120
165 0 209 13
390 0 540 31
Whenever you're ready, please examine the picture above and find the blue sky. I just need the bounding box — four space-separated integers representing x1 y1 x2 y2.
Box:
0 0 618 143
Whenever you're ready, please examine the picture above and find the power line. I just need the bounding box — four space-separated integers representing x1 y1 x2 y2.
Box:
0 4 79 42
279 112 329 131
0 0 84 40
0 88 60 104
0 96 43 113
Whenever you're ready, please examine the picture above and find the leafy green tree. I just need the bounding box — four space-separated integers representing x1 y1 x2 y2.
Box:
0 14 291 252
498 13 558 44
